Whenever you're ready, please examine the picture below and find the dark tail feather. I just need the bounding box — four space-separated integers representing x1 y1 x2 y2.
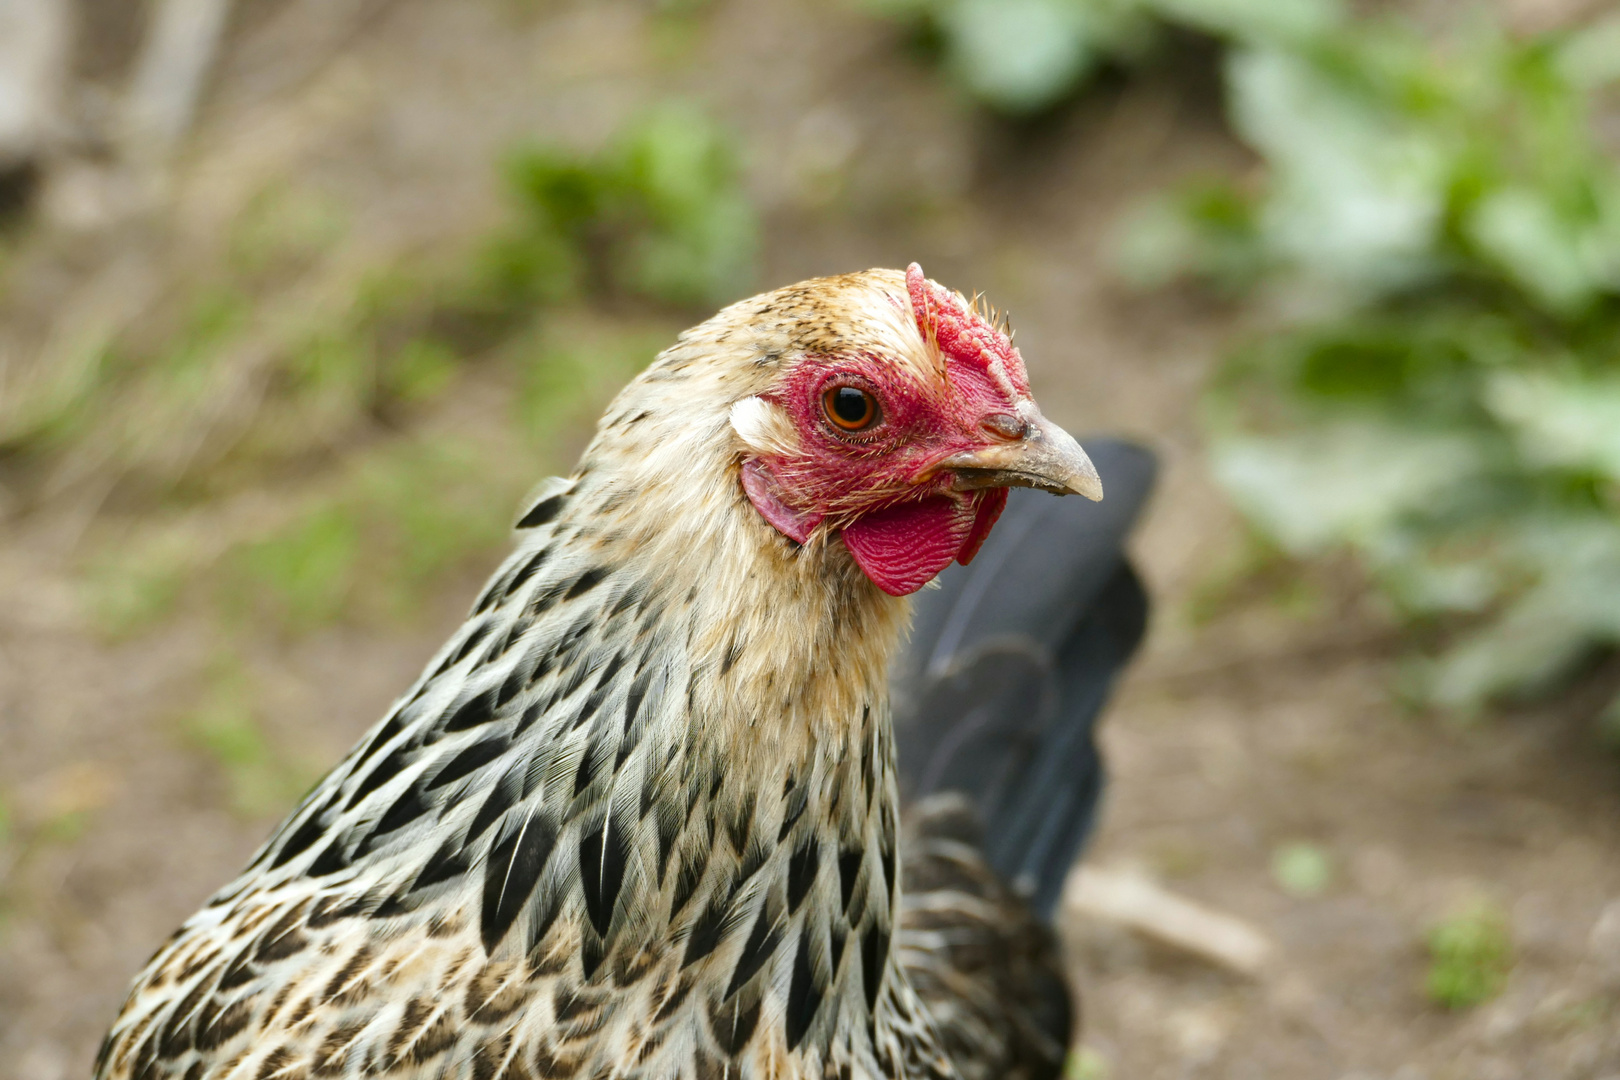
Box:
892 438 1155 922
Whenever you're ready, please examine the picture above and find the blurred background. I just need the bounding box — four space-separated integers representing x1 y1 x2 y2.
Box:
2 0 1620 1076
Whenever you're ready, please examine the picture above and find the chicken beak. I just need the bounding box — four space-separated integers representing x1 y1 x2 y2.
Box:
938 411 1104 501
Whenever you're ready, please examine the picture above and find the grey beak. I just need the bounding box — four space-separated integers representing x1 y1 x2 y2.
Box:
938 412 1104 501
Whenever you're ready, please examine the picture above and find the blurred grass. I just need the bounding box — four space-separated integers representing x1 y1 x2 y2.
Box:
1427 900 1513 1009
178 656 322 819
34 106 754 647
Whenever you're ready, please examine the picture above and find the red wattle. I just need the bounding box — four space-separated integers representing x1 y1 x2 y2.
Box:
841 496 976 596
956 487 1008 566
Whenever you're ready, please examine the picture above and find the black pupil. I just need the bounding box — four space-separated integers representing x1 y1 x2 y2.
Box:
832 387 870 425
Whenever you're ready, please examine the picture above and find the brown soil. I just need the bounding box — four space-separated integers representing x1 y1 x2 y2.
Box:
2 2 1618 1078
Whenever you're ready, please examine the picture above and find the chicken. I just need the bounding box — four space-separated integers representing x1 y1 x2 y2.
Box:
93 265 1135 1080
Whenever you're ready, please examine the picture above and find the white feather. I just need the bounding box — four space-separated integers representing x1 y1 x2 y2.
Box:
729 395 801 457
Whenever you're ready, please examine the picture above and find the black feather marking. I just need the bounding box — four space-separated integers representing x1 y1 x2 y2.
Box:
494 615 534 658
480 811 558 954
830 924 848 970
346 741 410 810
472 572 508 616
572 660 621 732
578 814 628 938
465 760 524 843
671 846 709 920
726 792 754 855
720 638 743 676
787 839 820 913
879 840 896 902
579 933 605 981
495 665 526 709
158 978 209 1055
357 784 432 853
777 785 808 842
255 902 312 963
725 908 783 998
838 848 863 912
609 583 644 618
196 994 253 1052
682 899 727 967
306 836 351 878
516 493 566 529
525 643 555 685
641 759 667 820
709 994 762 1057
614 726 641 773
655 801 681 883
216 943 257 991
572 730 606 798
654 972 695 1022
448 619 493 669
784 932 822 1050
442 691 495 733
617 661 650 720
526 578 570 618
502 548 547 599
565 566 609 600
349 708 409 772
426 734 508 791
412 841 473 892
860 927 890 1012
555 643 599 704
371 892 414 920
269 789 341 868
524 882 568 962
514 698 546 737
860 714 876 804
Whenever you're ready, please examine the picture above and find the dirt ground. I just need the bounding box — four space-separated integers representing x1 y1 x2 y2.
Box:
2 2 1619 1078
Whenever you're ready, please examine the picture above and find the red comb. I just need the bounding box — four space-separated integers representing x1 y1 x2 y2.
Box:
905 263 1029 396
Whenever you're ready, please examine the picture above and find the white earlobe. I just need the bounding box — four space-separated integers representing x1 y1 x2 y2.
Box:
729 396 800 457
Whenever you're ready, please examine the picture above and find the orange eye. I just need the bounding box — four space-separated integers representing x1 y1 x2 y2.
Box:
823 385 879 431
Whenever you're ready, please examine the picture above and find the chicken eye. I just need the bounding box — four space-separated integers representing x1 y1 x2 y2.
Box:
823 386 879 432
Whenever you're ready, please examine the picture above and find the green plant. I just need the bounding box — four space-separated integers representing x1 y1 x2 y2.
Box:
179 657 315 819
1064 1046 1110 1080
865 0 1338 114
54 107 743 649
1271 841 1332 897
1129 14 1620 716
1427 900 1512 1009
489 104 758 308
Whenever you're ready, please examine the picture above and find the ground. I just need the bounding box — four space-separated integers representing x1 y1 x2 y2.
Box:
1 2 1618 1078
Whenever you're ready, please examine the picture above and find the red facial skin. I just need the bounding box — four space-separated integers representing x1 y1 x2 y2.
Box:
741 264 1033 596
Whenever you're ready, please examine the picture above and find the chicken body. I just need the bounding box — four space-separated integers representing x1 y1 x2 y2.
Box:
95 269 1092 1080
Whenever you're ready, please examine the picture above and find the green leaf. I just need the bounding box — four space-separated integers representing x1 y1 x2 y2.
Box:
1484 369 1620 481
1227 45 1448 293
1144 0 1341 46
1211 424 1485 554
940 0 1138 114
1427 900 1512 1009
1467 188 1607 313
1558 15 1620 89
1418 516 1620 710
